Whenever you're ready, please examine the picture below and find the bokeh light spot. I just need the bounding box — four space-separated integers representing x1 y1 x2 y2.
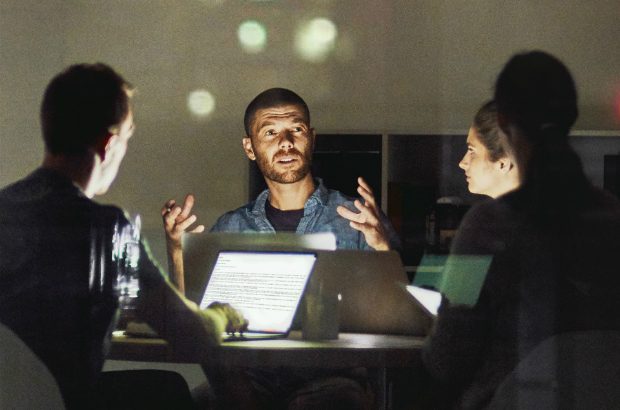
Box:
188 89 216 117
295 18 338 63
238 20 267 54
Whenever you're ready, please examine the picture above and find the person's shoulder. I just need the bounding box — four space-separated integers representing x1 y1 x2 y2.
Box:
0 185 15 208
328 188 354 201
95 202 129 218
461 196 515 228
216 201 255 219
0 172 41 202
85 202 131 229
591 187 620 212
322 186 355 206
581 188 620 232
210 202 255 231
0 179 20 199
452 195 518 254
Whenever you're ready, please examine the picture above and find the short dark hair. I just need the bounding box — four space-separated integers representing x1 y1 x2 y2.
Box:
41 63 133 155
473 100 504 162
243 88 310 136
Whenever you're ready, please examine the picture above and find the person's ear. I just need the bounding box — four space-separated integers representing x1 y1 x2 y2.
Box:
496 156 514 174
242 137 256 161
93 132 114 162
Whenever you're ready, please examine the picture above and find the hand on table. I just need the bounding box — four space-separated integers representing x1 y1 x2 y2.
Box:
207 302 249 335
336 177 390 250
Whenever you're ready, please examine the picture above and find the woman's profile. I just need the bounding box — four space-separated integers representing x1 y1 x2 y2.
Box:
459 100 519 198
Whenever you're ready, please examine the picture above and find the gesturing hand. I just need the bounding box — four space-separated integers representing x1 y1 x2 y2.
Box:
336 177 390 250
161 194 205 249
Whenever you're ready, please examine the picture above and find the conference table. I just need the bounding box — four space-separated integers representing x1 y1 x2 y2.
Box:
110 330 425 410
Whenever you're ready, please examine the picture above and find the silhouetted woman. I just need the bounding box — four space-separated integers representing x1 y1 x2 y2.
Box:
421 51 620 409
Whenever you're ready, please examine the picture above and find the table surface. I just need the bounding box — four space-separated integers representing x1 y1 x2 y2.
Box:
110 330 425 368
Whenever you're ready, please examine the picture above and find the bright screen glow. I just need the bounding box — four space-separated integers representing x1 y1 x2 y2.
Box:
200 251 316 333
406 285 441 316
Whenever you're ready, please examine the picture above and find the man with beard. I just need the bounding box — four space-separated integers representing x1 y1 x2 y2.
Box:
163 88 398 290
211 87 396 248
162 88 398 409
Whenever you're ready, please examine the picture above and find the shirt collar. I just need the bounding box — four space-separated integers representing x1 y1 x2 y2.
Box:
251 177 328 215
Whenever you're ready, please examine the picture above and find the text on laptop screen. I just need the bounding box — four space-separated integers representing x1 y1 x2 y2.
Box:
199 251 316 333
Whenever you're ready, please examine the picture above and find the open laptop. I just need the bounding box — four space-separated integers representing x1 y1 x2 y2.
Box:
198 250 317 341
308 250 433 336
184 233 432 337
183 232 336 303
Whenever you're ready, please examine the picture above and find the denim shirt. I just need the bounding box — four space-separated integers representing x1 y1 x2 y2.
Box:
211 179 400 250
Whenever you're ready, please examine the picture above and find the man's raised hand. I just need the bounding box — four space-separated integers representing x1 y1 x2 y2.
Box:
161 194 205 249
336 177 390 251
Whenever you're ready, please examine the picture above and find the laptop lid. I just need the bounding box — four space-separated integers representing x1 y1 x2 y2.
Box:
198 250 317 337
308 250 432 336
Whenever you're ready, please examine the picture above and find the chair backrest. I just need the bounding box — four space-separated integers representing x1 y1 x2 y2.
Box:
0 323 66 409
488 330 620 410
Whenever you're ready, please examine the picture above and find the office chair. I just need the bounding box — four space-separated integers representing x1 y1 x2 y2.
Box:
0 323 65 409
487 330 620 410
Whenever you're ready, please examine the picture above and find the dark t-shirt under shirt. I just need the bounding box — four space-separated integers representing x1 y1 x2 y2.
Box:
265 201 304 232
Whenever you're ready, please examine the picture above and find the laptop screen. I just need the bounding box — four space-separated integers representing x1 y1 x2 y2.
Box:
199 251 317 333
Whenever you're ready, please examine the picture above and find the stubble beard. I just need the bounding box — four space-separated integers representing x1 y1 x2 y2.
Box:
255 149 313 184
